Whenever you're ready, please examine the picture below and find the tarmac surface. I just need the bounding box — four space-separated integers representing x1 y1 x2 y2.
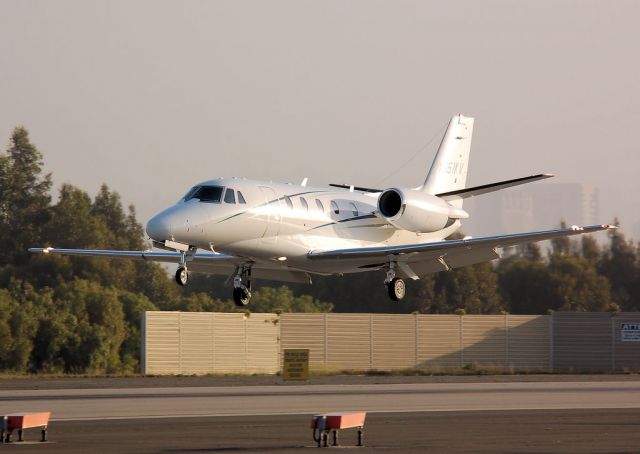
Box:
1 375 639 453
2 410 640 453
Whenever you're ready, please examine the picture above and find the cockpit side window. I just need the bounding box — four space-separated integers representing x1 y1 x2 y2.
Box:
300 197 308 211
237 191 247 204
284 196 293 210
224 188 236 204
186 186 224 203
315 199 324 212
182 186 199 201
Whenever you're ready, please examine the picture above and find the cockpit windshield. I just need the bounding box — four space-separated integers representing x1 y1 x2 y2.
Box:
184 185 224 203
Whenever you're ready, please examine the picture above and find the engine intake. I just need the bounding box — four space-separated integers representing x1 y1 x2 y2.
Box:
377 188 468 233
378 190 403 218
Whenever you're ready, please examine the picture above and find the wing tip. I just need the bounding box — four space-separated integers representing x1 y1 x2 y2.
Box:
577 224 618 232
28 247 53 253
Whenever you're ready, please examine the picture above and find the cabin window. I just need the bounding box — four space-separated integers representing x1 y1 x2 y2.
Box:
331 201 339 215
237 191 247 204
224 188 236 204
315 199 325 212
284 195 293 210
349 202 359 216
300 197 308 211
186 186 224 203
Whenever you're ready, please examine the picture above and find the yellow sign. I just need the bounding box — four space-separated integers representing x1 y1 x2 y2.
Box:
283 349 309 380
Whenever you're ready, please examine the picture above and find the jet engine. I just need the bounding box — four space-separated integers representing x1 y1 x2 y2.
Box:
377 188 468 233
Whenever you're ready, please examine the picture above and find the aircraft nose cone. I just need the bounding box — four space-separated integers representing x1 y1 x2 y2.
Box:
146 214 172 241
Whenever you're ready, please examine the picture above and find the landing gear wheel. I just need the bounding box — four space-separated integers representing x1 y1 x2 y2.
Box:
233 286 252 307
175 267 188 286
387 278 405 301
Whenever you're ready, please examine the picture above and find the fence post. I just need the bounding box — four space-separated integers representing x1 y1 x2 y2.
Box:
611 315 616 372
178 312 183 375
369 314 373 370
460 315 464 368
548 313 554 372
140 312 147 374
414 313 419 369
324 313 328 370
505 314 509 370
244 314 249 373
211 313 216 373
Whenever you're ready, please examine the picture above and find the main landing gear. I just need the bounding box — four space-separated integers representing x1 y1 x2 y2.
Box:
175 266 189 286
233 265 252 307
172 246 253 306
385 264 405 301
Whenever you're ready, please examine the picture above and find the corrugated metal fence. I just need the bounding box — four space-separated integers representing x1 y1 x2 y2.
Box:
142 311 640 375
142 311 280 375
279 314 550 371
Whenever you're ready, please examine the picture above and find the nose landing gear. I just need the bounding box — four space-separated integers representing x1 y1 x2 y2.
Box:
174 246 197 287
233 265 252 307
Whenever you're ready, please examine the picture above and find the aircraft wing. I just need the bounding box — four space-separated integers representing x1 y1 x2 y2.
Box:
27 247 313 283
308 224 615 275
28 247 238 264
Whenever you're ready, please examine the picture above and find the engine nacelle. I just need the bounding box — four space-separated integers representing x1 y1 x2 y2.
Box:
377 188 468 233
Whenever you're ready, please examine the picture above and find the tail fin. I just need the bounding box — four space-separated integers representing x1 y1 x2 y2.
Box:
421 115 474 200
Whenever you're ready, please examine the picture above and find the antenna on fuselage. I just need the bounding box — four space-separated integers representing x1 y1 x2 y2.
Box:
301 177 308 187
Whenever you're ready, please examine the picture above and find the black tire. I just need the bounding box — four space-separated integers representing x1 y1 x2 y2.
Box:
175 267 188 286
233 287 251 306
387 278 406 301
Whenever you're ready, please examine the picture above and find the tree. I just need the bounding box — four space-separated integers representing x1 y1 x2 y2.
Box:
497 258 556 314
91 184 130 249
0 127 51 267
0 281 47 372
118 291 157 372
550 220 571 256
548 254 611 311
598 224 638 311
53 280 127 373
248 286 333 313
515 242 543 262
426 263 502 314
581 235 600 264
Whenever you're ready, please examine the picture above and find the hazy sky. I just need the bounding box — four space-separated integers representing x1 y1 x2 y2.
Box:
1 1 639 238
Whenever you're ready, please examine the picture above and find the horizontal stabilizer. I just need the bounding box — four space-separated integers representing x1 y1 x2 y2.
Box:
436 174 553 201
329 183 381 193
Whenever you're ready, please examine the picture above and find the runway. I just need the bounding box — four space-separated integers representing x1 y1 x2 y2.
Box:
1 378 639 453
1 381 640 420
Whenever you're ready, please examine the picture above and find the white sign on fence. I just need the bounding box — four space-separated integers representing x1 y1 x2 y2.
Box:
621 323 640 342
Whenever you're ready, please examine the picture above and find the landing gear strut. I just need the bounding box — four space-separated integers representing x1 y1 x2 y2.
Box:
233 265 252 307
384 263 405 301
174 247 196 287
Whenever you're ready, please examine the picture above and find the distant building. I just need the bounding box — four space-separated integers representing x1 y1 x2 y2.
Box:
464 183 599 238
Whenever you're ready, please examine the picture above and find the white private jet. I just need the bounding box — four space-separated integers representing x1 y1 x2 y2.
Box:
30 115 614 306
